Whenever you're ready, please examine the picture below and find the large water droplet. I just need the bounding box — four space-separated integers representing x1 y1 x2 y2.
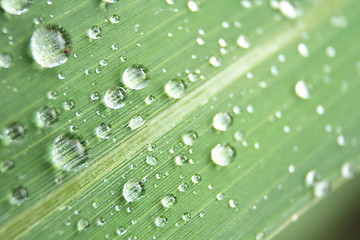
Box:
165 79 186 99
155 216 168 227
123 178 144 203
0 53 12 68
104 87 127 109
36 106 58 127
123 64 150 90
213 112 231 131
162 194 176 208
1 0 31 15
30 24 71 68
3 123 26 144
211 143 236 166
51 134 88 172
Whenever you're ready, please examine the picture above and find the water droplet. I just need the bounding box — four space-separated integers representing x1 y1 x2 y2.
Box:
182 131 197 146
63 100 75 110
297 43 309 57
316 105 325 115
187 0 199 12
51 134 88 172
305 170 321 186
155 216 168 227
213 112 231 131
11 186 28 204
162 194 176 208
182 213 191 221
110 14 120 24
146 155 158 166
0 53 12 68
123 64 150 90
187 73 198 82
1 0 31 15
191 174 201 183
295 80 310 99
209 56 222 67
77 218 90 231
3 123 26 144
240 0 252 8
36 106 58 127
145 95 155 105
96 123 111 139
175 153 188 166
30 24 71 68
104 87 127 109
165 78 186 99
97 217 106 226
216 192 225 200
337 135 346 147
288 164 295 173
178 182 188 192
229 199 238 208
255 232 265 240
279 0 302 19
0 159 15 172
326 46 336 58
211 143 236 166
313 180 330 198
341 163 356 179
123 178 144 203
234 131 244 141
116 226 127 235
128 116 146 130
88 26 101 40
237 35 250 49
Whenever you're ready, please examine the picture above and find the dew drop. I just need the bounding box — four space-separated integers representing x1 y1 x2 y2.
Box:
88 26 102 40
155 216 168 227
30 24 71 68
305 170 321 187
211 143 236 166
182 131 197 146
162 194 176 208
63 100 75 110
237 35 250 49
146 155 158 166
182 213 191 221
187 0 199 12
191 174 201 183
279 0 302 19
175 153 188 166
51 134 88 172
103 0 119 3
209 56 222 67
326 46 336 58
295 80 310 99
337 135 346 147
104 87 127 109
11 186 28 204
77 218 90 231
216 192 225 200
297 43 309 57
116 227 127 235
3 123 26 144
229 199 238 208
96 123 111 139
128 116 146 130
1 0 31 15
234 131 244 142
213 112 231 131
123 178 144 203
341 163 356 179
0 159 15 172
178 182 188 192
165 78 186 99
110 14 120 24
0 53 12 68
36 106 58 127
313 180 330 198
123 64 150 90
145 95 156 105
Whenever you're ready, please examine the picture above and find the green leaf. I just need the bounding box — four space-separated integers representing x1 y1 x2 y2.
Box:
0 0 359 239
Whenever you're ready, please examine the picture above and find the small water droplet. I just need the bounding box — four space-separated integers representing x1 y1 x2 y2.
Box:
182 213 191 221
88 26 102 40
116 226 127 235
110 14 120 24
145 155 158 166
229 199 238 208
234 131 244 142
295 80 310 99
63 100 75 110
209 56 222 67
237 35 250 49
191 174 201 183
11 186 28 204
123 64 150 90
341 162 356 179
36 106 58 127
178 182 188 192
175 153 188 166
297 43 309 57
30 24 71 68
337 135 346 147
77 218 90 231
314 180 330 198
97 217 106 226
182 131 197 146
123 178 144 203
162 194 176 208
155 216 168 227
128 116 146 130
278 0 302 19
305 170 321 186
96 123 111 139
0 159 15 172
3 123 26 144
211 143 236 166
104 87 127 109
51 134 88 172
187 0 199 12
216 192 225 201
213 112 231 131
0 53 12 68
165 78 186 99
